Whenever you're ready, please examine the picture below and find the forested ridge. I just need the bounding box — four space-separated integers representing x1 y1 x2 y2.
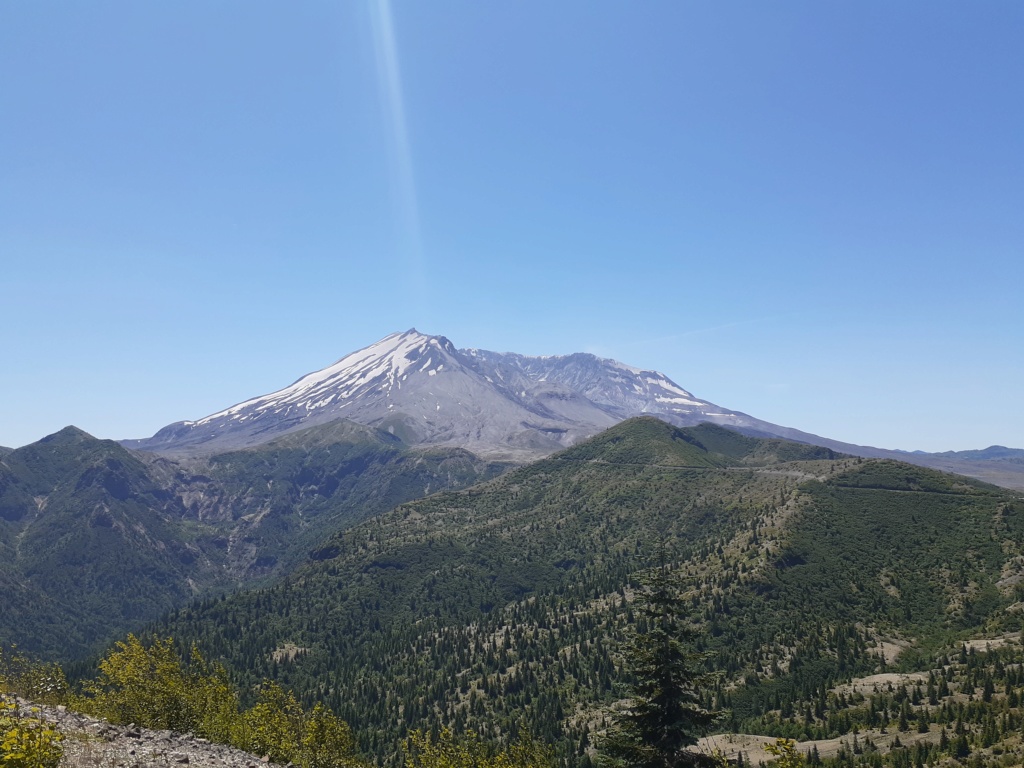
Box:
0 421 508 658
139 419 1024 766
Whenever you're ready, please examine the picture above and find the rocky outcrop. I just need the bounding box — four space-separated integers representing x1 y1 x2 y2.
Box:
11 698 283 768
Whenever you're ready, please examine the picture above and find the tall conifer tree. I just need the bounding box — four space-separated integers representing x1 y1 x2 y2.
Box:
600 559 721 768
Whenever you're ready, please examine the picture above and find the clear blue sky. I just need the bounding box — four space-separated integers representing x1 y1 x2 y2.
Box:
2 2 1021 452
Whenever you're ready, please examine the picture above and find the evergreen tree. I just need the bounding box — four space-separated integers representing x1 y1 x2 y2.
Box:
600 560 721 768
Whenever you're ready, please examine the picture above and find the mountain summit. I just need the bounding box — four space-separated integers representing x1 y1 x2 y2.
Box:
120 330 1024 490
126 329 766 459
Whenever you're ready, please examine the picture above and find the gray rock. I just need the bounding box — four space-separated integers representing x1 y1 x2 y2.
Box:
11 698 285 768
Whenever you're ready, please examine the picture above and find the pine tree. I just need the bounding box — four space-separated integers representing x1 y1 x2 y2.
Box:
600 560 721 768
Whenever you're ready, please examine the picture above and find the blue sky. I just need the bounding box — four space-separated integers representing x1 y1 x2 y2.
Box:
2 2 1021 452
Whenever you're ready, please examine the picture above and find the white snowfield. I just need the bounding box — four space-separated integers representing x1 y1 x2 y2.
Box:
193 331 444 426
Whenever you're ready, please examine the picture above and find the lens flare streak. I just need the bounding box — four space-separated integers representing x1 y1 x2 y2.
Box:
370 0 425 298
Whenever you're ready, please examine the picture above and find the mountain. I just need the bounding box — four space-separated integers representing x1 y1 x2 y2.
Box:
0 421 507 658
156 419 1021 765
127 328 738 460
125 330 616 459
0 426 229 656
124 329 1024 489
929 445 1024 461
890 450 1024 490
117 329 834 460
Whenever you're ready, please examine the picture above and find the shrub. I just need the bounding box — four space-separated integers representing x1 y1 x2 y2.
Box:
0 648 67 706
78 634 239 740
238 681 304 762
80 634 197 730
78 634 364 767
0 697 63 768
764 738 803 768
298 703 361 768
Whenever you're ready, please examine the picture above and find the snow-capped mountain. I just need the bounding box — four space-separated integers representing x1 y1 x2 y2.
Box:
460 348 744 427
126 329 777 459
119 329 1024 489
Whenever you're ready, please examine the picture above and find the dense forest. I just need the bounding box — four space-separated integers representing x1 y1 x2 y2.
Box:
130 420 1024 766
0 421 509 657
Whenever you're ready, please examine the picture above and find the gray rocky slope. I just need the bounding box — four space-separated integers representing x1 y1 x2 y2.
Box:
124 329 1024 489
11 697 282 768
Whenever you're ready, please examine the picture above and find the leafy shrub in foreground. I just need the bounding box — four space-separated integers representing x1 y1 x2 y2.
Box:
299 703 362 768
0 697 63 768
237 681 304 763
78 634 365 768
78 634 237 736
0 647 67 706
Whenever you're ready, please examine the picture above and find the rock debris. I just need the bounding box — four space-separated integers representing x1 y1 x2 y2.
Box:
11 698 285 768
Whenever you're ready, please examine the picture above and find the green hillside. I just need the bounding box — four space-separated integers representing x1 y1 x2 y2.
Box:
0 422 508 658
150 418 1021 765
0 427 225 656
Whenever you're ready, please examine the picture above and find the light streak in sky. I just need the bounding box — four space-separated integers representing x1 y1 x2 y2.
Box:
369 0 426 300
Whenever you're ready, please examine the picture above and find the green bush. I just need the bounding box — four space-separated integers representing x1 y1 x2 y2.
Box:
78 635 364 768
764 739 802 768
298 703 361 768
238 681 304 762
0 697 63 768
79 634 236 735
0 648 67 706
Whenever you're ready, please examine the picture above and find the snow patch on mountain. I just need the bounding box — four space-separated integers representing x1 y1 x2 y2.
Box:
191 331 448 427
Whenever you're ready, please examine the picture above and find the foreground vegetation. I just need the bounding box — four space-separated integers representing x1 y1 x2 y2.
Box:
13 612 1024 766
1 639 558 768
0 648 66 768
